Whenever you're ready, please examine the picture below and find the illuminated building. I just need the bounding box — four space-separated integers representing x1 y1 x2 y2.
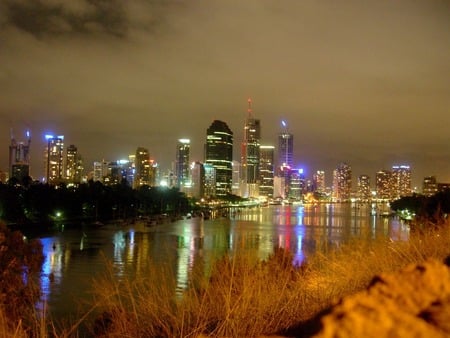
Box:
134 147 151 188
65 144 83 184
375 170 391 200
313 170 325 194
203 163 216 197
422 176 438 196
45 134 64 185
391 165 411 199
259 145 275 198
277 120 294 171
288 169 305 201
357 174 371 201
93 160 108 182
232 160 241 195
175 139 190 189
332 162 352 202
9 130 31 183
241 98 261 185
204 120 233 196
190 162 205 198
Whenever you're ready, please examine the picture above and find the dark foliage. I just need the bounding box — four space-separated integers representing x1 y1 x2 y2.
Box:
0 222 44 329
0 181 192 226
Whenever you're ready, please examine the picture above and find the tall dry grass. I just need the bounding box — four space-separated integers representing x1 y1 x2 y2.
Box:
88 220 450 337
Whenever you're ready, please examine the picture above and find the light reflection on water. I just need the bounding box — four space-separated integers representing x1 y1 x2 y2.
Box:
36 203 409 320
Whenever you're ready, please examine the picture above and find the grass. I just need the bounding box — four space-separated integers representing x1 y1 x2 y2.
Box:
1 218 449 337
87 218 450 337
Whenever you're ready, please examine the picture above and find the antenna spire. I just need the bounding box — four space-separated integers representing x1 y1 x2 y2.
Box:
247 97 252 116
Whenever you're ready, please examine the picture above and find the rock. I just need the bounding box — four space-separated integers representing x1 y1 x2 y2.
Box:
313 258 450 338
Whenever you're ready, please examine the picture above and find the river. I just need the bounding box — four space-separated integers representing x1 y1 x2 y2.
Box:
31 203 408 323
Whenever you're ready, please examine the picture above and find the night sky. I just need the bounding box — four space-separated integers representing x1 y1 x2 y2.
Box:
1 0 449 188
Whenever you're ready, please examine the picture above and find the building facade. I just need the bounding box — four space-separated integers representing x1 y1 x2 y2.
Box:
259 145 275 198
333 162 352 202
45 134 64 185
9 130 31 183
204 120 233 197
357 174 371 201
175 139 190 189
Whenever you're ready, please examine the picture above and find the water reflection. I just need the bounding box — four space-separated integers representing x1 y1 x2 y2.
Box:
37 203 409 319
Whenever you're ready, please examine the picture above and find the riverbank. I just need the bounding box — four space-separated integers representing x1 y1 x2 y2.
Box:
1 218 449 337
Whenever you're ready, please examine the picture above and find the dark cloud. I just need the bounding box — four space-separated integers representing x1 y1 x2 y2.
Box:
0 0 449 187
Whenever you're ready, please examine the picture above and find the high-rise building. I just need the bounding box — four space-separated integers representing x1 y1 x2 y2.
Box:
190 162 205 198
288 169 305 200
259 145 275 198
9 130 31 183
333 162 352 202
391 165 411 199
134 147 152 188
204 120 233 196
241 98 261 184
45 134 64 185
175 139 190 189
313 170 325 194
65 144 83 184
277 120 294 170
375 170 391 200
203 163 216 197
357 175 371 201
422 176 438 196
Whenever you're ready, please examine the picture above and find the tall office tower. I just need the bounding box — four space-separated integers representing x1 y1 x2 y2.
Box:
241 98 261 184
232 160 242 195
204 120 233 196
190 162 205 198
45 134 64 185
288 169 305 200
134 147 151 188
332 162 352 202
277 120 294 170
357 175 371 202
65 144 83 184
93 160 108 182
391 165 412 199
203 163 216 197
175 139 190 188
313 170 325 194
422 176 438 197
375 170 391 201
9 130 31 182
259 145 275 198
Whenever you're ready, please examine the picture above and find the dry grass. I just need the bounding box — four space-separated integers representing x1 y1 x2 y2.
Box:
87 220 450 337
2 220 449 337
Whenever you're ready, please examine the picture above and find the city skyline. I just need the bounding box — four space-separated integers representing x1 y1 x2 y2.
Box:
1 1 449 187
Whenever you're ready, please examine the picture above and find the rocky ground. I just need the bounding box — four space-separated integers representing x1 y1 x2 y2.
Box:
281 256 450 338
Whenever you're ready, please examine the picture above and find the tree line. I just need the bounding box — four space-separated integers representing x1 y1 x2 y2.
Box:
0 179 192 226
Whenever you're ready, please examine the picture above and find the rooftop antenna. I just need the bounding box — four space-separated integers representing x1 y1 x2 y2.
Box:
247 97 253 117
281 120 288 132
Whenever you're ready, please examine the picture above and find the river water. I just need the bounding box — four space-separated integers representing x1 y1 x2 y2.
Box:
32 203 408 322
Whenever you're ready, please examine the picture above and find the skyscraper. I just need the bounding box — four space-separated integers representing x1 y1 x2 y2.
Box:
313 170 325 194
205 120 233 196
391 165 412 199
241 98 261 184
190 161 205 198
333 162 352 202
175 139 190 188
277 120 294 170
357 174 371 201
375 170 391 200
45 134 64 184
9 130 31 182
259 145 275 198
423 176 438 196
65 144 83 184
134 147 151 188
